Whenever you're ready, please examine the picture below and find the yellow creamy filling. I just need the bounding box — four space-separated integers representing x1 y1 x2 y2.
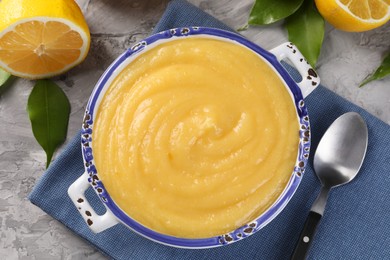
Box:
93 37 299 238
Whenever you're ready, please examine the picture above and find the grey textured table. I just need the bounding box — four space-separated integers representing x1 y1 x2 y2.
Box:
0 0 389 259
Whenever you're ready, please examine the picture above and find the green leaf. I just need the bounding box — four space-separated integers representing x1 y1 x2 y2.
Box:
285 0 325 67
0 68 12 89
360 52 390 87
249 0 304 25
27 79 70 168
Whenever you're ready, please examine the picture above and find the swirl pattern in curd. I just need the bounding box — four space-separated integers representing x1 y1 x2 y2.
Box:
93 37 299 238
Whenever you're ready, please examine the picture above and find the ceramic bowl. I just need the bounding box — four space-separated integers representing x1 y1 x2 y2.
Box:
68 27 320 248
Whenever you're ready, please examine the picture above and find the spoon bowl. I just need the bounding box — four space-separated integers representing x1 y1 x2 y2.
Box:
314 112 368 188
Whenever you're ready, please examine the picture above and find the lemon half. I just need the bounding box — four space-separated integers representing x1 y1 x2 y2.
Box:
0 0 90 79
315 0 390 32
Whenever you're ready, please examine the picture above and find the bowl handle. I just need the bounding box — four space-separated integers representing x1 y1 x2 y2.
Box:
68 172 119 233
269 42 320 98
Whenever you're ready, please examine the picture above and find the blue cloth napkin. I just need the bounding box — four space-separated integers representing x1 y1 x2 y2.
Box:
29 0 390 259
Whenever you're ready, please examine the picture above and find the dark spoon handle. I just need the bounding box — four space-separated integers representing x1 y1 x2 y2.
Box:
291 211 322 260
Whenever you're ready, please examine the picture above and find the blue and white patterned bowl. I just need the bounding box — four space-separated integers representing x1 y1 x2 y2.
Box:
68 27 320 249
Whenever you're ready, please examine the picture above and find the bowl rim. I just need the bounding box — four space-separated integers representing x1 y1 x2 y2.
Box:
80 26 311 248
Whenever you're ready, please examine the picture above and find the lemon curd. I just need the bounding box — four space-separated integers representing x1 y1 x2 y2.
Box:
93 37 299 238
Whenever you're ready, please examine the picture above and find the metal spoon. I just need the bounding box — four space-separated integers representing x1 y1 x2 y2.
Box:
291 112 368 260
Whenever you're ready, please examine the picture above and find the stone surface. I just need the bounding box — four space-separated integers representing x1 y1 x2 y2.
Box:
0 0 389 259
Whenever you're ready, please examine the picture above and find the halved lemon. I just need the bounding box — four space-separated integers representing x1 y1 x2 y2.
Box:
0 0 90 79
315 0 390 32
